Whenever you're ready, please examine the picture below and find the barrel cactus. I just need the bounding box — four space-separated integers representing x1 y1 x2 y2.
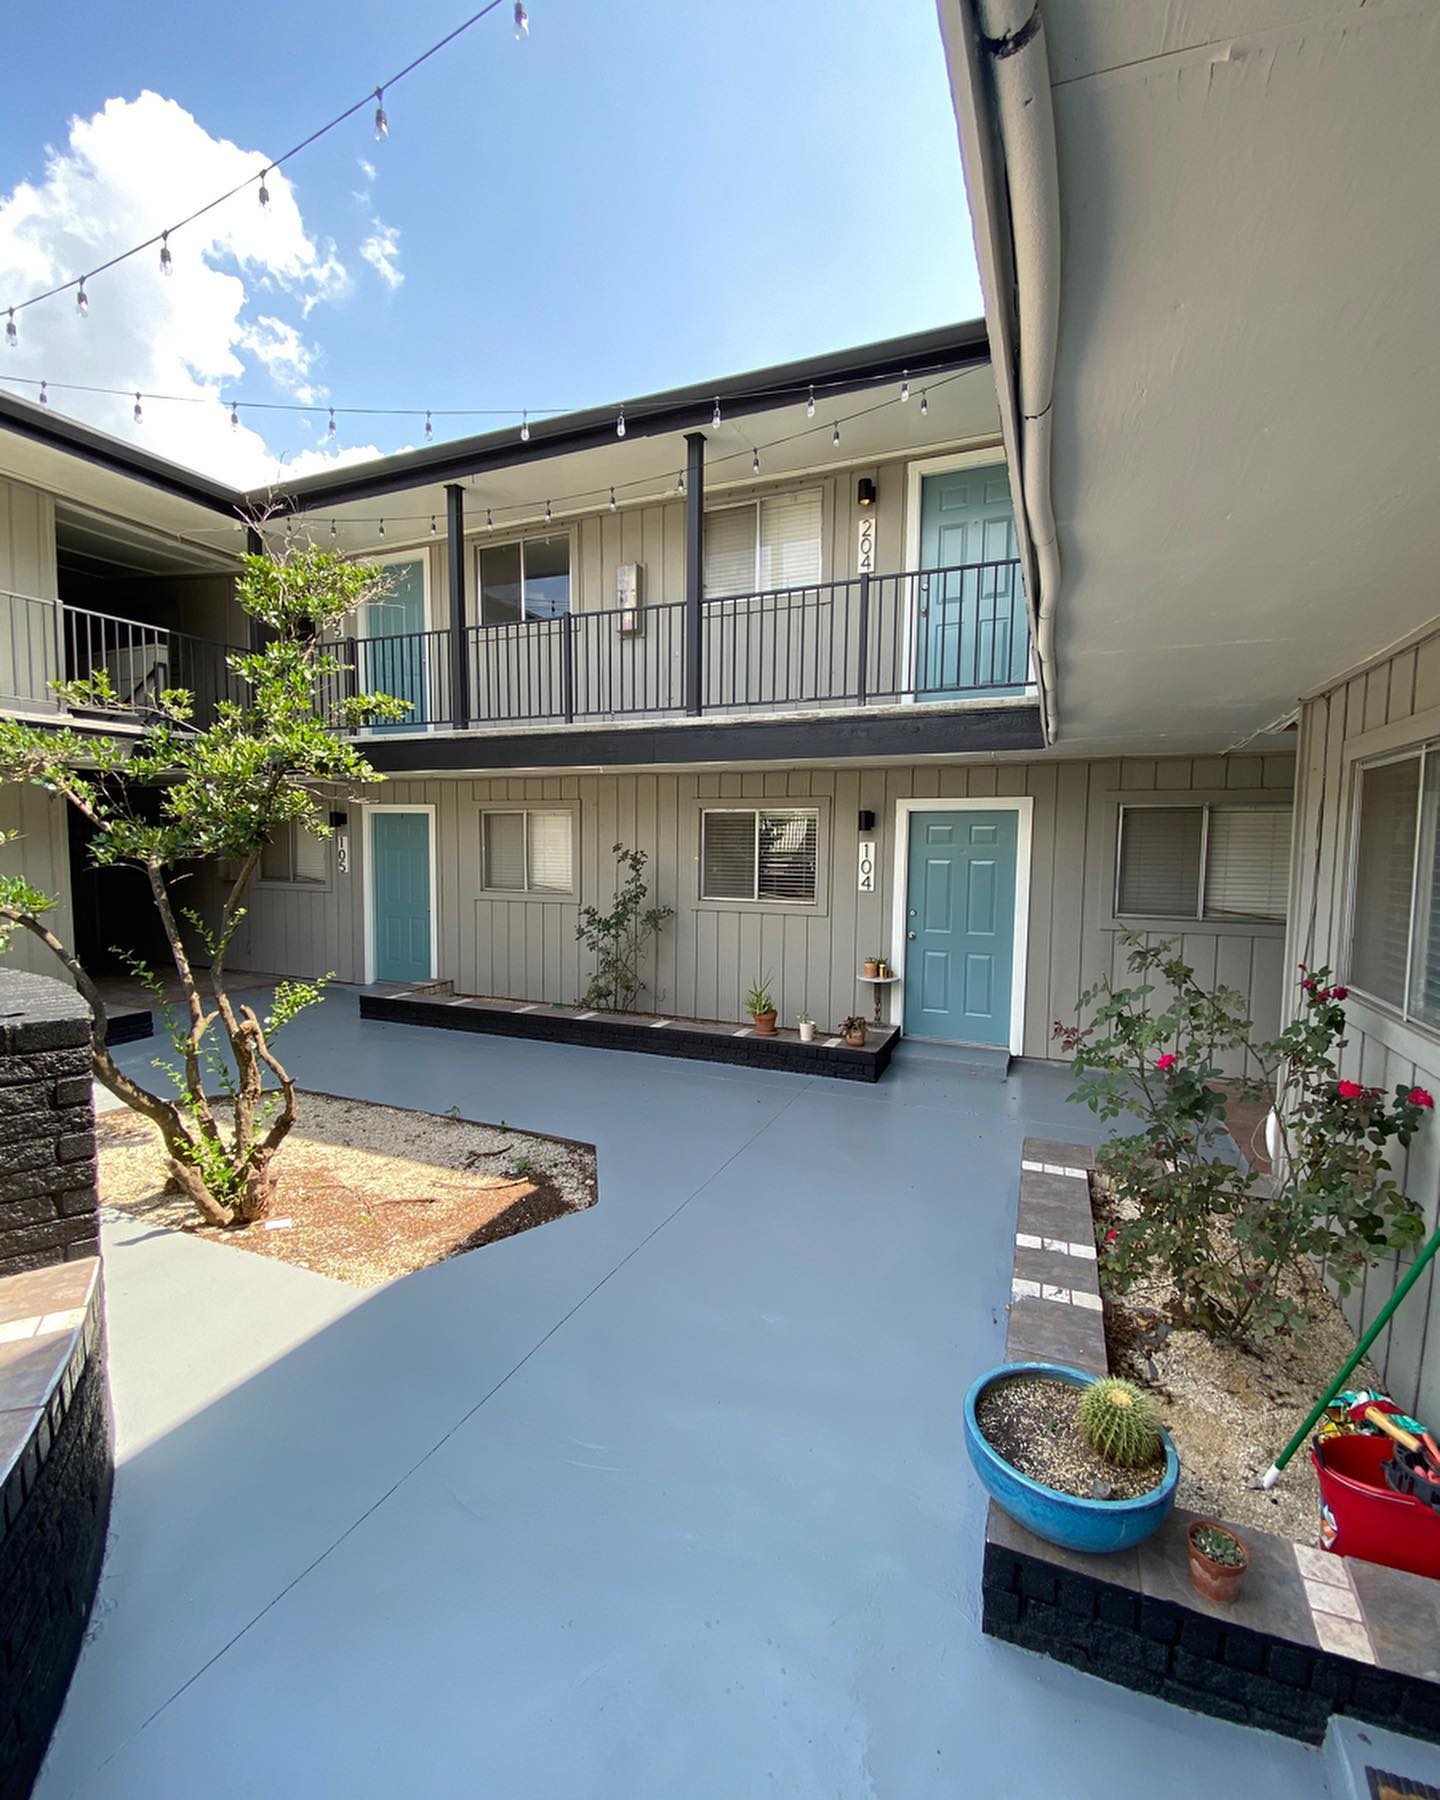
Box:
1079 1377 1162 1468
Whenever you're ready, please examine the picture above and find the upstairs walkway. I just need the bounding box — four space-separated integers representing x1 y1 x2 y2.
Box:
39 994 1330 1797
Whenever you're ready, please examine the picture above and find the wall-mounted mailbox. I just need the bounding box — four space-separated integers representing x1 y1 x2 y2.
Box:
617 561 644 635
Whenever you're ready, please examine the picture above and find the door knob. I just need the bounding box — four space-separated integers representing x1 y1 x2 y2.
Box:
907 930 917 940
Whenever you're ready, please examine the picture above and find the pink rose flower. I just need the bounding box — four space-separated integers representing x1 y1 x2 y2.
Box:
1330 986 1349 1001
1337 1079 1364 1100
1408 1087 1435 1110
1105 1228 1119 1244
1155 1053 1177 1071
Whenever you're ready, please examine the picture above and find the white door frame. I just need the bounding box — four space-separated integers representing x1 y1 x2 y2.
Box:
890 795 1033 1054
363 549 435 735
363 803 439 985
901 445 1010 703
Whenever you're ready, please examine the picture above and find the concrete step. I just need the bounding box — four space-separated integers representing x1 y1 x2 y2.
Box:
892 1039 1011 1081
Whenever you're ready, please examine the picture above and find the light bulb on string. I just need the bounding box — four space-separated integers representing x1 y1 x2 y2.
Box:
373 90 388 141
425 410 433 442
832 422 841 448
159 232 173 277
258 169 271 208
133 393 143 425
900 369 910 403
486 508 494 531
327 408 337 439
285 516 294 540
544 499 552 524
229 401 239 429
712 397 721 429
806 385 815 418
513 3 528 38
76 281 88 318
4 310 15 349
378 518 386 537
430 516 437 535
38 382 47 406
676 469 685 495
616 405 625 439
752 449 760 475
920 390 928 416
609 487 617 513
330 520 337 539
520 410 530 442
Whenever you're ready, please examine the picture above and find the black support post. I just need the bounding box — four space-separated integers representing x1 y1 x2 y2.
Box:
245 525 264 650
445 484 469 728
684 431 706 716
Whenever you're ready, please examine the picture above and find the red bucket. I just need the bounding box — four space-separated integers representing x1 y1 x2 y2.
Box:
1312 1433 1440 1580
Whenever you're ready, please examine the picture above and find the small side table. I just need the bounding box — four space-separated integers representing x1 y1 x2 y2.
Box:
857 972 901 1025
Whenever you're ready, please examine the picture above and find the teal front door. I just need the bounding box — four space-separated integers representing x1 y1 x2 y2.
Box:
371 811 432 984
363 557 428 729
903 809 1018 1046
917 465 1026 697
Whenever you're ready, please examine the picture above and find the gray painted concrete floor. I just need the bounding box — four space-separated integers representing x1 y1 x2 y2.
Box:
38 994 1335 1798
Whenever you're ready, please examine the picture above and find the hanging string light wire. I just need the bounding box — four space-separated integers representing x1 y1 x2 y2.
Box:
0 0 513 329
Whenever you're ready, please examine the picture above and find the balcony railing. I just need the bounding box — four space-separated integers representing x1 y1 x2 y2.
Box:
2 561 1031 737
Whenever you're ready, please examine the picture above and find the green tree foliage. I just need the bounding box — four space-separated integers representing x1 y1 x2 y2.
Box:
0 543 408 1226
574 844 673 1012
1055 936 1429 1342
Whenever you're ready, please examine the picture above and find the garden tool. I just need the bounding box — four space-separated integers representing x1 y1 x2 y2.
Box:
1365 1407 1440 1514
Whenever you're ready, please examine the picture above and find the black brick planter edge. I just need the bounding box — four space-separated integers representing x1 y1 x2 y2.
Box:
358 991 894 1083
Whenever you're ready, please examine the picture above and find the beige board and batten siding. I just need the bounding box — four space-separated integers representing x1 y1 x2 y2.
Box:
0 782 72 979
1288 623 1440 1421
0 474 60 711
230 754 1293 1059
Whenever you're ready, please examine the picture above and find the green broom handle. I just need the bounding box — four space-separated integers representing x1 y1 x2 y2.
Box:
1258 1220 1440 1487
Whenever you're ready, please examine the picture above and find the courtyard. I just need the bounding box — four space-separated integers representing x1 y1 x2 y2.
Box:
36 991 1330 1797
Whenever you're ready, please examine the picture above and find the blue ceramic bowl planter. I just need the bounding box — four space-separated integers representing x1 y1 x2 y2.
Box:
964 1361 1180 1554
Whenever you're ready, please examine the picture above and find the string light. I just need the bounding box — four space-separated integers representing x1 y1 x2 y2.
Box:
608 487 617 512
133 393 143 425
486 508 494 530
425 410 434 442
4 310 15 349
373 89 389 141
616 405 625 439
676 469 685 495
544 499 552 523
751 448 760 474
159 232 173 277
832 422 841 447
330 519 338 538
712 397 721 429
513 2 529 37
76 282 88 318
378 518 386 536
920 389 928 415
38 382 47 405
230 401 240 429
806 385 815 418
258 169 271 209
900 369 910 403
328 408 337 438
520 410 530 442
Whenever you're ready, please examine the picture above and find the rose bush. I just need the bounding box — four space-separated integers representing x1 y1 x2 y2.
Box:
1054 937 1429 1343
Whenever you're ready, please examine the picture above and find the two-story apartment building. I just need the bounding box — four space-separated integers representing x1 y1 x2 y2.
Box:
1 323 1295 1071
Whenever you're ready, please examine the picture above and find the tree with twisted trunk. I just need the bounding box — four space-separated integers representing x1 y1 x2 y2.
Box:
0 543 406 1226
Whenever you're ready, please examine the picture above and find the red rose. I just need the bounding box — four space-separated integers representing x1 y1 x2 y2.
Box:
1105 1228 1119 1244
1155 1053 1177 1071
1330 986 1349 1000
1337 1079 1364 1100
1409 1087 1434 1109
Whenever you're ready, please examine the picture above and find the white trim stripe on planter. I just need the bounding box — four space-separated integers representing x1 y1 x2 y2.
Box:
1022 1159 1090 1180
1015 1232 1097 1260
1292 1543 1377 1663
1011 1277 1102 1312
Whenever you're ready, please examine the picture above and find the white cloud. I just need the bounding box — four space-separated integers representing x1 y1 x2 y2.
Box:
0 92 389 486
359 219 403 290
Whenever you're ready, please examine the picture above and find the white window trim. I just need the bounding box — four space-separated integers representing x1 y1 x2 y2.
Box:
476 804 578 900
1113 800 1293 926
473 528 576 628
1341 743 1437 1032
889 796 1033 1056
253 820 332 892
702 489 824 600
362 803 438 986
698 805 822 906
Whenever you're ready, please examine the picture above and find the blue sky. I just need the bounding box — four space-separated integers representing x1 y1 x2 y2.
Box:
0 0 980 479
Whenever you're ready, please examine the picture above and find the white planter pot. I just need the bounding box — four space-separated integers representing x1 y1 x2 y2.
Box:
798 1020 815 1043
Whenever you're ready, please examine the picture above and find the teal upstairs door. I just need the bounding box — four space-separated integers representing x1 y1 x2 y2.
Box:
916 465 1026 698
363 557 428 730
903 809 1019 1046
371 810 433 984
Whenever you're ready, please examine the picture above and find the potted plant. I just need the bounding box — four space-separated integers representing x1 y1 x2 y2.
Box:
746 974 777 1036
963 1365 1179 1553
1187 1520 1249 1604
839 1014 867 1048
796 1010 816 1044
863 955 882 979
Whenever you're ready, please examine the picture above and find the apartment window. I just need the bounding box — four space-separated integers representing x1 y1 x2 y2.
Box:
1349 748 1440 1026
1116 804 1291 922
703 490 822 597
260 822 328 885
700 808 819 903
477 535 570 625
481 809 573 894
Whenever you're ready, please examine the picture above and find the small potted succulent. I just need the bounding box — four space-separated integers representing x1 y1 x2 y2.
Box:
1187 1520 1249 1604
796 1010 816 1044
863 955 882 979
839 1013 867 1048
746 974 777 1036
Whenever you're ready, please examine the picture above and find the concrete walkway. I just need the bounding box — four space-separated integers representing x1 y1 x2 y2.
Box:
38 993 1333 1798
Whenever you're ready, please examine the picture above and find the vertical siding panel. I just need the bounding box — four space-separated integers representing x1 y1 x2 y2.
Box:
1023 762 1058 1054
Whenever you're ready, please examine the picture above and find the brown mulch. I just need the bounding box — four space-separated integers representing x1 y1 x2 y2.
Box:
1091 1175 1377 1544
96 1091 597 1290
978 1374 1169 1501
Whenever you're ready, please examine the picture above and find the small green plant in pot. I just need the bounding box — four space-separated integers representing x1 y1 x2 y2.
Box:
796 1009 816 1045
746 974 777 1036
1187 1519 1249 1604
1079 1378 1162 1468
839 1013 867 1048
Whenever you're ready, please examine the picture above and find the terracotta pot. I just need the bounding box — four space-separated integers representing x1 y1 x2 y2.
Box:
1187 1519 1249 1605
753 1010 778 1037
844 1026 866 1048
863 960 881 978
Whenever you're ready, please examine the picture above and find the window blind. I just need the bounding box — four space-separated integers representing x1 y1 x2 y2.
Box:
483 812 527 891
526 812 572 893
1117 809 1203 917
703 507 756 598
700 811 757 899
260 823 326 884
1203 807 1291 921
1351 757 1420 1008
758 492 822 589
758 811 818 901
1409 757 1440 1027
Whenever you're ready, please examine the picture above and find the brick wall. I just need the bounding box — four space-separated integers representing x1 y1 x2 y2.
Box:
0 969 100 1277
